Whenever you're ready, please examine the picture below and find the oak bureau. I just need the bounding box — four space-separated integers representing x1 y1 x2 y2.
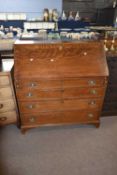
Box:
14 40 109 133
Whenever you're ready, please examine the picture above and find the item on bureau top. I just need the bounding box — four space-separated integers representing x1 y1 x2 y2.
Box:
38 30 48 40
6 32 14 39
75 11 81 21
0 31 5 39
0 39 14 51
61 11 67 20
0 25 4 31
49 9 53 21
0 59 18 126
59 31 99 40
68 11 74 21
43 8 49 22
9 26 13 31
14 40 109 134
52 9 59 22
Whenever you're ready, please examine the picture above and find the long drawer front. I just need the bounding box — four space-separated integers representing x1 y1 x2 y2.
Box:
15 78 106 89
18 99 103 113
21 110 100 126
16 87 105 101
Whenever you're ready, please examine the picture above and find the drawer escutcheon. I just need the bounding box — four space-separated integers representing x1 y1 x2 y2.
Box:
89 101 96 105
88 113 94 118
28 83 37 87
29 58 34 62
29 117 35 123
27 93 33 97
27 104 34 109
83 52 87 56
88 80 96 86
90 89 97 95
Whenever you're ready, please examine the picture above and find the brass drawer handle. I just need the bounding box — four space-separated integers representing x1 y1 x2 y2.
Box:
88 113 94 118
28 83 37 87
0 104 3 109
29 58 34 62
83 52 87 56
89 101 96 105
29 117 35 123
50 59 54 62
0 117 7 121
16 84 20 88
90 89 97 95
88 80 96 86
27 105 34 109
27 93 33 97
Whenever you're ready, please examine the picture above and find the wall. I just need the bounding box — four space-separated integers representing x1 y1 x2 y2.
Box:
95 0 114 8
63 0 115 21
63 0 95 21
0 0 62 19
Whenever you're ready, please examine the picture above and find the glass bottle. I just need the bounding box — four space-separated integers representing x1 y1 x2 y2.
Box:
75 11 81 21
61 11 67 20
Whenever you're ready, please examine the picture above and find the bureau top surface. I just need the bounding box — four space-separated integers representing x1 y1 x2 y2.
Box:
15 39 103 45
14 41 109 78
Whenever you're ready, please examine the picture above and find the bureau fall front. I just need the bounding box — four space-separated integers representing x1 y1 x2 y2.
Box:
14 40 109 133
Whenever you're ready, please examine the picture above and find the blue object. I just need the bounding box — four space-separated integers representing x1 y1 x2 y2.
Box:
58 20 90 29
0 20 25 29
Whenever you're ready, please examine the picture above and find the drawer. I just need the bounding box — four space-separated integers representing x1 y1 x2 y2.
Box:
0 111 17 126
16 87 105 101
0 99 15 113
21 110 100 125
0 87 13 99
15 78 105 90
63 78 105 88
63 87 105 99
15 79 62 89
18 99 102 113
0 75 10 86
16 89 62 101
